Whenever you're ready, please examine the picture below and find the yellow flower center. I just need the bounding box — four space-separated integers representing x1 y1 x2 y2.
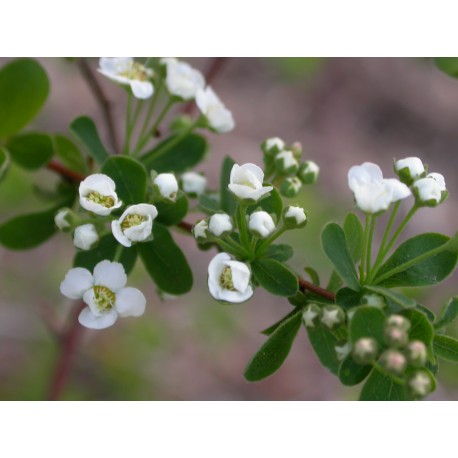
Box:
119 62 150 81
220 266 236 291
86 191 115 208
121 214 147 230
93 285 116 312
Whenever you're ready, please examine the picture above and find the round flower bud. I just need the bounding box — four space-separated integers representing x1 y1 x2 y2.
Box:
394 157 425 185
280 177 302 198
248 211 276 238
321 305 345 329
361 293 386 309
274 150 299 174
193 219 209 241
290 142 303 159
262 137 285 156
283 206 307 229
352 337 378 365
54 208 75 232
298 161 320 185
73 224 99 251
162 59 205 100
302 303 321 328
384 326 409 348
181 172 207 197
380 349 407 375
408 370 433 398
386 314 411 331
406 340 427 367
413 177 442 207
427 172 448 203
154 173 179 202
208 213 233 237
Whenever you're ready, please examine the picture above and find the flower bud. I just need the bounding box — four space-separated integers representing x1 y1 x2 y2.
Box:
193 219 209 241
352 337 378 365
275 150 299 174
283 206 307 228
386 315 411 331
298 161 320 185
361 293 386 309
384 326 409 348
208 213 233 237
290 142 303 159
73 224 99 251
413 177 442 207
427 172 447 203
302 303 321 328
408 370 433 397
154 173 179 202
321 305 345 329
406 340 427 367
54 208 75 232
261 137 285 156
181 172 207 196
280 177 302 198
335 342 352 361
170 114 194 132
380 349 407 375
394 157 425 185
248 211 276 238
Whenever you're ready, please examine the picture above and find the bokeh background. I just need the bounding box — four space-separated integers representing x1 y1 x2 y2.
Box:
0 57 457 400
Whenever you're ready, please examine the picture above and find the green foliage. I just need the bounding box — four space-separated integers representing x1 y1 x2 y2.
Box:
261 243 294 262
220 156 236 215
155 193 188 226
336 287 362 309
0 147 10 181
435 297 458 330
248 188 283 222
433 335 458 363
359 368 408 401
199 194 221 214
435 57 458 78
251 258 298 297
7 132 53 170
70 116 110 164
365 285 416 309
306 324 341 375
0 58 49 138
321 222 360 291
261 308 302 336
138 224 193 295
338 355 371 386
244 312 302 381
349 306 385 346
401 309 434 346
343 212 364 262
53 134 87 174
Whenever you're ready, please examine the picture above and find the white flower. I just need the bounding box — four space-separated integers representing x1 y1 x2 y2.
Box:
79 174 123 216
196 86 235 133
60 260 146 330
335 342 352 361
154 173 178 202
73 224 99 251
395 157 425 183
193 219 209 240
181 172 207 196
228 163 273 202
207 252 253 303
321 306 344 329
427 172 446 191
413 177 442 206
98 57 154 99
208 213 233 237
303 304 321 328
263 137 285 155
284 206 307 228
409 371 432 397
348 162 410 214
55 208 71 231
249 211 275 238
163 59 205 100
111 204 158 248
275 150 298 173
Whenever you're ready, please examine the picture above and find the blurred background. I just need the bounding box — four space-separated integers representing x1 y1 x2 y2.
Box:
0 57 457 400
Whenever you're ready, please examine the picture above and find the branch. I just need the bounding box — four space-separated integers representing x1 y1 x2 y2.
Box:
47 159 85 182
77 58 121 155
298 277 336 302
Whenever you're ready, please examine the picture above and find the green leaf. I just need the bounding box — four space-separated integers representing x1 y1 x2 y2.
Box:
433 335 458 363
244 312 302 381
365 285 416 309
343 212 364 263
306 324 341 375
199 194 221 214
70 116 110 164
326 271 343 292
261 243 294 262
141 133 207 173
53 134 87 174
155 193 188 226
261 308 303 336
321 222 360 291
349 306 386 346
6 132 53 170
251 258 298 297
359 368 408 401
435 297 458 330
101 156 147 206
138 224 193 295
336 287 362 310
248 188 283 222
416 304 436 323
435 57 458 78
401 309 434 346
304 267 320 286
73 234 137 274
220 156 237 215
0 147 10 181
0 58 49 138
338 355 371 386
374 233 457 288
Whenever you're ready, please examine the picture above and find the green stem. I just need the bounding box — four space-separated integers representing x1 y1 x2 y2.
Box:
216 238 249 257
256 226 288 256
249 237 258 256
364 215 376 283
237 204 250 249
138 81 162 143
360 214 370 282
122 92 133 155
113 244 124 262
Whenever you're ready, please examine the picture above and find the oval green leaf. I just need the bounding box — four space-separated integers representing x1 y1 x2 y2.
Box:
359 368 408 401
70 116 110 164
155 192 188 226
306 324 341 375
435 57 458 78
435 297 458 330
53 134 87 174
433 335 458 363
251 258 298 297
349 306 386 346
401 309 434 346
7 132 53 170
338 354 372 386
343 212 364 263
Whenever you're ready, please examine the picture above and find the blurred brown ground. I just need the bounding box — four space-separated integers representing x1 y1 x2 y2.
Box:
0 57 457 400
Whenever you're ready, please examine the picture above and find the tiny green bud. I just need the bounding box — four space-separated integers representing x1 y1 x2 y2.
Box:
408 370 433 398
54 207 77 232
193 219 209 241
380 349 407 375
361 293 386 309
275 150 299 174
290 142 303 159
352 337 378 365
280 177 302 198
384 326 409 348
283 206 307 229
298 161 320 185
321 305 345 329
169 114 194 133
406 340 427 367
302 303 321 328
261 137 285 156
386 315 411 331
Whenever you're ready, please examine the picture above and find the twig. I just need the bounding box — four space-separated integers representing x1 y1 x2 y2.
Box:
47 301 85 401
47 159 85 182
77 58 120 154
298 277 336 302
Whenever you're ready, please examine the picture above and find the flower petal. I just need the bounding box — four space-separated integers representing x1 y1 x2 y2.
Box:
93 260 127 292
130 80 154 99
60 267 93 299
115 287 146 317
383 178 411 202
111 220 132 247
78 307 118 330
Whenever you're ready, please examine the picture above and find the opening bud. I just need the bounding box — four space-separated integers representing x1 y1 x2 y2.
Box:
208 213 233 237
261 137 285 156
248 211 276 238
283 206 307 229
302 303 321 328
153 173 178 202
298 161 320 185
352 337 378 365
280 177 302 198
321 305 345 329
275 151 299 174
406 340 427 367
380 349 407 375
73 224 99 251
181 171 207 197
408 370 433 398
290 142 303 159
193 219 209 241
54 207 76 232
394 157 425 185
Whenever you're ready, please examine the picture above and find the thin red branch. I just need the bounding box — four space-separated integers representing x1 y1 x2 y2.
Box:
47 159 85 182
298 277 336 302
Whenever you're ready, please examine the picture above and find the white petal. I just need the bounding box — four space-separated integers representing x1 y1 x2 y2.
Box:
80 173 116 195
208 252 231 281
115 287 146 317
60 268 93 299
93 260 127 292
111 220 132 247
123 219 153 242
427 173 446 191
383 178 411 202
130 80 154 99
231 163 264 185
99 57 133 75
78 307 118 330
73 224 99 251
226 260 251 292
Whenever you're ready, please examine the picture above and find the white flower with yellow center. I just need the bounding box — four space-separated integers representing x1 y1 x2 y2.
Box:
98 57 154 99
196 86 235 133
111 204 158 248
60 260 146 329
154 173 179 202
208 252 253 303
79 174 123 216
228 163 272 203
73 224 99 251
249 211 275 238
162 58 205 100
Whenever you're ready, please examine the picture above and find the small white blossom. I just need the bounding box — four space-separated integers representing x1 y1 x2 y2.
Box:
427 172 446 191
275 150 298 173
181 172 207 196
409 371 432 397
162 58 205 100
284 206 307 228
98 58 154 99
280 177 302 197
73 224 99 251
413 177 442 206
321 306 344 329
208 213 233 237
361 293 386 309
55 208 71 231
208 252 253 303
335 342 352 361
395 157 425 184
248 211 275 238
303 304 321 328
111 204 158 248
228 163 273 203
193 219 209 241
60 260 146 330
154 173 179 202
196 86 235 133
263 137 285 155
79 174 122 216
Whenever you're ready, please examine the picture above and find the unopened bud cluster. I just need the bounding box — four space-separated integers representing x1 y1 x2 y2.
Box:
303 304 345 330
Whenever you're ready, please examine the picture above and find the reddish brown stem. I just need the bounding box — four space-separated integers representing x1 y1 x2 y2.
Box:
298 277 336 302
47 159 85 183
47 301 85 401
